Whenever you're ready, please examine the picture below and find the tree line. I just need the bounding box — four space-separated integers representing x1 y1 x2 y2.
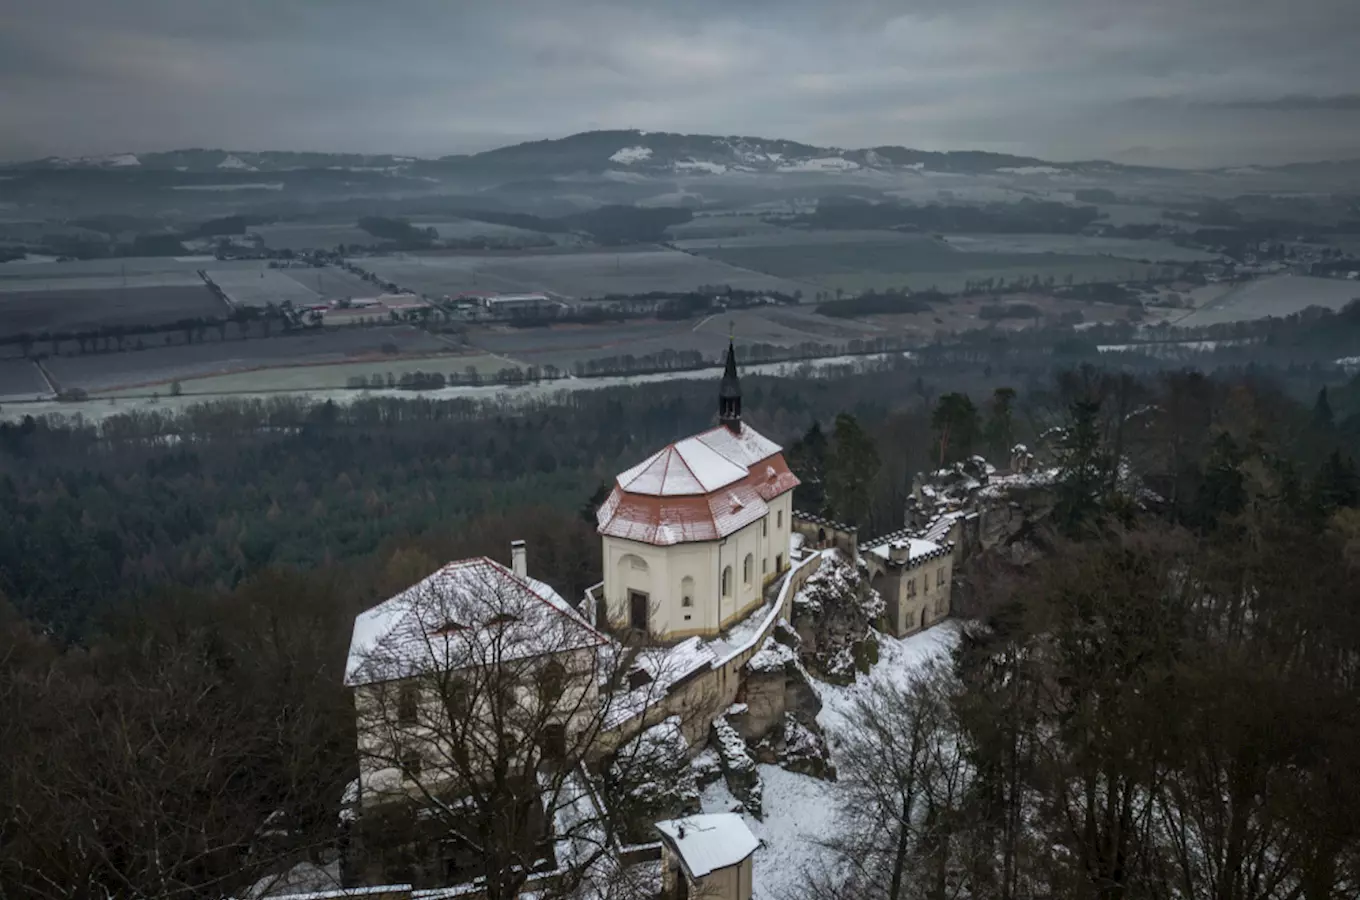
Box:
811 367 1360 900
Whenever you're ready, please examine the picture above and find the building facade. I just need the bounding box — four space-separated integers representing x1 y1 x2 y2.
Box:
861 531 955 637
595 343 799 642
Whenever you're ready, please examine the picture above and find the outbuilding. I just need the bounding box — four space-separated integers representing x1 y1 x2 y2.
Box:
655 813 759 900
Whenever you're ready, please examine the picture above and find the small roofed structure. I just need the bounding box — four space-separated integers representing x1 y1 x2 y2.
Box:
655 813 759 900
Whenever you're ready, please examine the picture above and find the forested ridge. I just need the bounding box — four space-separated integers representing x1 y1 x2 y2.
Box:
2 359 1360 899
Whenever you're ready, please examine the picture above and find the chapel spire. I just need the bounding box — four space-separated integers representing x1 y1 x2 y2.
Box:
719 339 742 432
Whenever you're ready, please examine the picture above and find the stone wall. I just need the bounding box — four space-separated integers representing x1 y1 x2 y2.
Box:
598 551 825 755
791 512 859 563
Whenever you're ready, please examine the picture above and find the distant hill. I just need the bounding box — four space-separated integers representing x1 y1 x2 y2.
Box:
5 130 1356 180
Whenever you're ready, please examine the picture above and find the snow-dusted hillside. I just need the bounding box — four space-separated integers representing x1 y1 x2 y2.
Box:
700 622 962 899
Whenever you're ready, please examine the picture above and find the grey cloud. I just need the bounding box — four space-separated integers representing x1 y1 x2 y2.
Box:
1206 94 1360 111
0 0 1357 165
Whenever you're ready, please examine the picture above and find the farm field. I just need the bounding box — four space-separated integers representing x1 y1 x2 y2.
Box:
414 218 562 244
44 325 448 394
664 215 786 240
0 272 203 293
940 233 1222 262
355 248 810 299
0 284 227 339
0 256 263 281
0 359 51 400
277 266 377 300
467 305 879 371
856 292 1137 336
251 222 373 251
672 229 932 250
1175 275 1360 326
207 267 324 307
114 352 512 396
683 232 1163 294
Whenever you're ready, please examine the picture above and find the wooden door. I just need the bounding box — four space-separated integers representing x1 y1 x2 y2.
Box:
629 590 649 632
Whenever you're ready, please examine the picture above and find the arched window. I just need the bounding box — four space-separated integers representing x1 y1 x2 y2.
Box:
721 566 732 597
817 527 827 543
743 553 753 585
681 576 695 607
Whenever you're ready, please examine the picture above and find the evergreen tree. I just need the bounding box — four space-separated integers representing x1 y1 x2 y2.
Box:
786 422 830 514
1191 431 1248 530
1313 386 1335 431
825 414 880 526
1053 398 1112 534
1311 450 1360 515
983 387 1017 462
930 393 980 466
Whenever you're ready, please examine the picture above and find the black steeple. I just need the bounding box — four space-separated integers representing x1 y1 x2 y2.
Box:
719 339 742 432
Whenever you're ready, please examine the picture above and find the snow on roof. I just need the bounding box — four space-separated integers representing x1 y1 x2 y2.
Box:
604 637 717 730
617 439 750 495
345 558 606 686
600 424 798 546
693 424 782 469
865 537 945 566
656 813 759 879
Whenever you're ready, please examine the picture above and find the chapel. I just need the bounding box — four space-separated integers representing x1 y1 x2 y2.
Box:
595 343 799 640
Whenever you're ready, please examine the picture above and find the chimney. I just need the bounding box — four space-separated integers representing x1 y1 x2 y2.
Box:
511 540 527 578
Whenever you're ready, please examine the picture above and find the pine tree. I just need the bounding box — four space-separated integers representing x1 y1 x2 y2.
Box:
983 387 1017 463
787 422 830 514
930 393 980 466
1313 386 1335 430
825 414 880 526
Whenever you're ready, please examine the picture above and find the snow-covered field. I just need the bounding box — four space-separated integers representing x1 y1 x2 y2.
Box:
1175 274 1360 326
701 622 962 900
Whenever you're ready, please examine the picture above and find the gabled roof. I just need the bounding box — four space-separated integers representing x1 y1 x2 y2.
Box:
344 558 607 686
655 813 759 880
598 424 799 546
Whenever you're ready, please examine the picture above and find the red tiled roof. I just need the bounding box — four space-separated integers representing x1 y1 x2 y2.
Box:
597 424 800 546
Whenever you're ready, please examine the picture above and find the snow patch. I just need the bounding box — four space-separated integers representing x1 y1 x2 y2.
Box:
609 146 653 165
106 153 141 167
218 153 257 171
674 160 728 175
776 157 860 173
997 165 1063 175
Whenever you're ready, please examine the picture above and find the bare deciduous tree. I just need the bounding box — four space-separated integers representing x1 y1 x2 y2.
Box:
349 560 710 900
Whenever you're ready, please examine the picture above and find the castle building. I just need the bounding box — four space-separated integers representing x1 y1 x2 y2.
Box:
595 342 800 641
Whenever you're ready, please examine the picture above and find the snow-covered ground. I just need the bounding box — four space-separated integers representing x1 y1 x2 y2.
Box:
245 860 342 898
674 160 728 175
776 157 860 173
218 153 258 171
700 621 963 900
609 146 653 165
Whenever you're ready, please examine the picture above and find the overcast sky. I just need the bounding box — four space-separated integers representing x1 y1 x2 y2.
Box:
2 0 1357 167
